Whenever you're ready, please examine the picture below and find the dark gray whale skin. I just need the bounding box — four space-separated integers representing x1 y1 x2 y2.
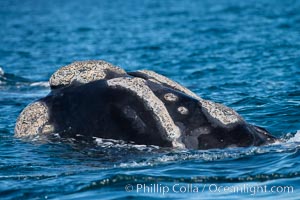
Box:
15 60 277 149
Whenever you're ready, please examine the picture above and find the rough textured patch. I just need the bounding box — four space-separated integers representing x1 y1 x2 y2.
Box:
133 70 243 128
107 77 185 148
164 93 178 102
200 100 244 128
50 60 126 88
133 70 202 100
177 106 189 115
14 101 53 137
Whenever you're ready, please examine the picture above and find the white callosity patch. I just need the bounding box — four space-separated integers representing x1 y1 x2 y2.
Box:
200 100 244 128
14 101 53 137
164 93 178 102
107 77 185 148
135 70 202 101
177 106 189 115
134 69 243 128
49 60 126 87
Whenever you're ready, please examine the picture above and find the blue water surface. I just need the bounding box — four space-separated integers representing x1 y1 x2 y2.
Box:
0 0 300 199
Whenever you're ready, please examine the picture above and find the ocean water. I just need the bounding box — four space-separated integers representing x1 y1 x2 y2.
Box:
1 0 300 199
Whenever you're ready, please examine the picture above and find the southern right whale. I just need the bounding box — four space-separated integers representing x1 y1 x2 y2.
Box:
15 60 277 149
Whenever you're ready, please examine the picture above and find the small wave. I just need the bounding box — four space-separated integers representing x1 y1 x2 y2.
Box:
0 174 58 181
116 141 300 169
30 81 50 87
286 130 300 143
0 70 30 87
0 66 4 76
94 137 160 151
0 68 49 89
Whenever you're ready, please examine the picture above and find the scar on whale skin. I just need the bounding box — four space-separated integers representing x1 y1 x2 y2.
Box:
15 60 278 149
